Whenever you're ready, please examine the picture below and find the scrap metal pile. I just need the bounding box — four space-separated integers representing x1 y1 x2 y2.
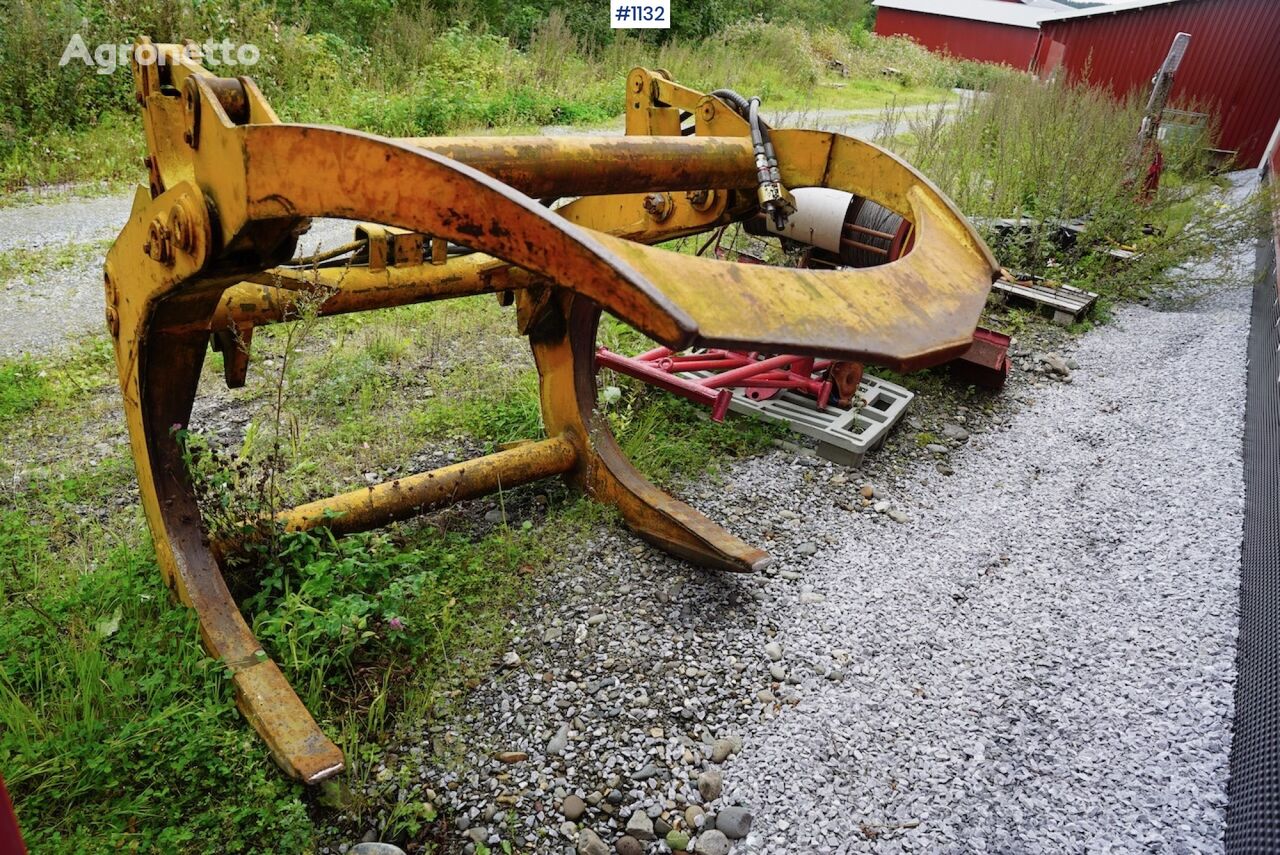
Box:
105 40 998 781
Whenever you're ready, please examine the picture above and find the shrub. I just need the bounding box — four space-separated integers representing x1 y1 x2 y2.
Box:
721 18 821 87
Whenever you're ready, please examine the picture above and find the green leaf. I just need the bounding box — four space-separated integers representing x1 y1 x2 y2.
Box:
95 608 122 639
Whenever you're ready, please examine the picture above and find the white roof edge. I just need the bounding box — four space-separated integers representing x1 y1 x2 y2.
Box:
872 0 1050 28
1039 0 1186 24
1260 118 1280 175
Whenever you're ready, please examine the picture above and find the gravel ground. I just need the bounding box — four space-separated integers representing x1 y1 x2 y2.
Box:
0 194 132 357
721 283 1246 853
0 197 353 358
352 282 1248 854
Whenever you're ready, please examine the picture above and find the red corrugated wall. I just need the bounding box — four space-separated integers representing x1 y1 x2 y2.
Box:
874 8 1041 68
1035 0 1280 166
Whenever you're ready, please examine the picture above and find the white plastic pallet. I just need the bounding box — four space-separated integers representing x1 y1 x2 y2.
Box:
686 371 914 467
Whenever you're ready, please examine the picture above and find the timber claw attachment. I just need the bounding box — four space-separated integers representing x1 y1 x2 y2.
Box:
106 48 998 781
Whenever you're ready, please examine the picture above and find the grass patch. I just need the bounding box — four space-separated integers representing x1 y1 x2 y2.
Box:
0 359 49 424
0 337 115 437
0 113 144 194
608 390 781 486
0 501 315 853
0 238 111 282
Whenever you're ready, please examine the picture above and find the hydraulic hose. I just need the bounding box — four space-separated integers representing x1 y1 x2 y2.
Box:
711 87 791 228
746 97 790 229
711 88 754 120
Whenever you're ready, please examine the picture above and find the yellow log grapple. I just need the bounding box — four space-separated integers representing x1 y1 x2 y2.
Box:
105 40 998 783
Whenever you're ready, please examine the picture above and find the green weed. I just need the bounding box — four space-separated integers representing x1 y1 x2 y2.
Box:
0 359 49 424
605 388 782 487
890 74 1269 301
0 511 315 853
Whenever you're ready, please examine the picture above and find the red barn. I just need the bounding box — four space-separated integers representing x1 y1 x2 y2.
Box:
1033 0 1280 165
873 0 1071 69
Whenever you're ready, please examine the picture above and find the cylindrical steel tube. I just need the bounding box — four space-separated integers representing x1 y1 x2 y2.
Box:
192 254 524 335
700 353 807 388
276 435 579 535
596 347 733 422
399 135 757 198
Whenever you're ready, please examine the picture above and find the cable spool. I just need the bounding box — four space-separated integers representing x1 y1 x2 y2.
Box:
839 197 913 267
756 187 914 270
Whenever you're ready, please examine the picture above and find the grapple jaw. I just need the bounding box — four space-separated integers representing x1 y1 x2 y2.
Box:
105 49 998 781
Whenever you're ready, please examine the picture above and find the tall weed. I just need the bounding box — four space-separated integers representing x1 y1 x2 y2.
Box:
890 75 1268 299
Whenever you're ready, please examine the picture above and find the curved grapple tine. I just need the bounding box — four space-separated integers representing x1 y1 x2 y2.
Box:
105 184 346 782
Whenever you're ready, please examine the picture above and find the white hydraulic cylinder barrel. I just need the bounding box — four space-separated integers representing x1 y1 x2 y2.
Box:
764 186 854 252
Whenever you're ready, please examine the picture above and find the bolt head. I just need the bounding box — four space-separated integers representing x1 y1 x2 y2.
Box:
686 189 715 212
642 192 673 222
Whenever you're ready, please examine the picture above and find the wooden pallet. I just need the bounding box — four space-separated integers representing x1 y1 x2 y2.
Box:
992 279 1099 326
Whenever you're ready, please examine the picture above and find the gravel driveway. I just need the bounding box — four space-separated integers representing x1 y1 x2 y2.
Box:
0 195 355 358
721 285 1245 853
0 194 132 357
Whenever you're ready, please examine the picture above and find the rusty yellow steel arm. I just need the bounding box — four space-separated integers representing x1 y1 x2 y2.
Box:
105 44 997 782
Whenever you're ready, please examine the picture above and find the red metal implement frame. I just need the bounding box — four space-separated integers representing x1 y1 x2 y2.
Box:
596 346 835 421
596 213 1003 416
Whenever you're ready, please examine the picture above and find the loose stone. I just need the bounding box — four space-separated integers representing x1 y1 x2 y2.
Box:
697 770 723 802
625 810 655 841
577 829 608 855
715 806 754 839
562 795 587 821
614 836 643 855
694 830 731 855
548 722 570 756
